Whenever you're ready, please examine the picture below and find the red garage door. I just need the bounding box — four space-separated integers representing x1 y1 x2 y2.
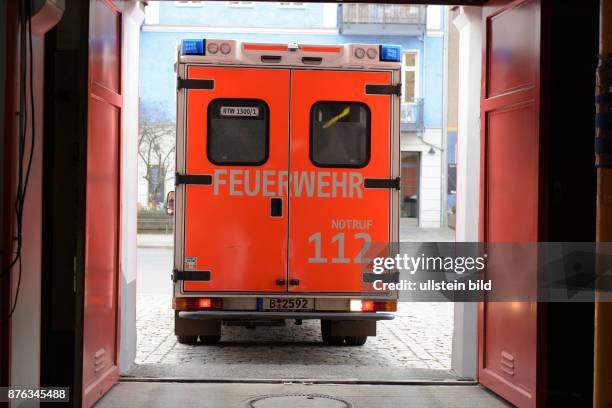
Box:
479 1 543 407
82 0 122 406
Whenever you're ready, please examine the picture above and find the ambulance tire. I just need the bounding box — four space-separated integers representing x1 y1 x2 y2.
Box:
176 335 198 345
321 320 345 345
199 335 221 344
344 336 368 346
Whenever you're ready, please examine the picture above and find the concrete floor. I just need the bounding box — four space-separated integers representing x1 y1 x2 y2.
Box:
96 382 511 408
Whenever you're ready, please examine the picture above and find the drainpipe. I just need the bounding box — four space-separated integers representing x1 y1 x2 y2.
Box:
594 0 612 407
441 6 449 229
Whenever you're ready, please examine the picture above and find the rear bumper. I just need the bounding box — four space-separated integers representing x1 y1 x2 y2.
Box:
178 311 395 321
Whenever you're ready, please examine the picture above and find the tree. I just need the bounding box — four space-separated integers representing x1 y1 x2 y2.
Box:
138 107 175 208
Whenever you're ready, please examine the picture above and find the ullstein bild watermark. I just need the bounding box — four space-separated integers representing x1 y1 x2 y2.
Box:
360 242 612 302
370 252 491 293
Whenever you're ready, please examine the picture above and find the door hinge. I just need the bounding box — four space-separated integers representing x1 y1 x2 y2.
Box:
364 177 401 190
175 172 213 186
365 84 402 96
177 78 215 90
73 256 77 293
172 269 211 282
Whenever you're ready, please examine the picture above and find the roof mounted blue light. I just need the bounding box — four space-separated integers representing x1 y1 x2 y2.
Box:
181 39 205 55
379 44 401 62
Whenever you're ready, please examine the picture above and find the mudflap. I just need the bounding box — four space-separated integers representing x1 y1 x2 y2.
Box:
175 311 221 336
329 320 377 337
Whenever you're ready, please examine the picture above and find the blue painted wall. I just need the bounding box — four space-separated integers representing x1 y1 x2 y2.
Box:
140 3 445 131
423 34 443 129
158 2 328 28
140 30 424 121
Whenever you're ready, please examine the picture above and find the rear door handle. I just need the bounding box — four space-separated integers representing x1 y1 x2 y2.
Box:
270 197 283 217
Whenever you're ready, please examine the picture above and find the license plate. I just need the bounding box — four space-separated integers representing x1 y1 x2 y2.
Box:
263 298 314 311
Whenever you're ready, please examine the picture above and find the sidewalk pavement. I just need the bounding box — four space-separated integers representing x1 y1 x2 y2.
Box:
138 233 173 248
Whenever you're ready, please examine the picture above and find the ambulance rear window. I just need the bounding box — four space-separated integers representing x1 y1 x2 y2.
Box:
207 99 269 165
310 102 370 168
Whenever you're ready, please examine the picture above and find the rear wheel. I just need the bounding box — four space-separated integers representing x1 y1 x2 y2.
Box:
199 334 221 344
345 336 367 346
321 320 344 345
176 335 198 345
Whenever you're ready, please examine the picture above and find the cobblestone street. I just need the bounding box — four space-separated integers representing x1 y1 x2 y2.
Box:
129 241 455 380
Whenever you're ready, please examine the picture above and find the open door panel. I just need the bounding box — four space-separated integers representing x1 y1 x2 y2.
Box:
82 0 122 406
479 1 543 407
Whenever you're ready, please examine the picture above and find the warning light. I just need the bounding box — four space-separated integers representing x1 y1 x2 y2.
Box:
181 39 205 55
379 44 401 62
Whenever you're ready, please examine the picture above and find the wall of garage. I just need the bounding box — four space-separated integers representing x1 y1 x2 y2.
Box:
9 33 45 406
450 5 482 379
118 1 145 373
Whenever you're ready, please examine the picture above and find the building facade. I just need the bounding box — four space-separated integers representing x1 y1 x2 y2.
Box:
139 1 447 228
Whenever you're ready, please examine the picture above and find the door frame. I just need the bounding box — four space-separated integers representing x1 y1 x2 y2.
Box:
3 1 572 404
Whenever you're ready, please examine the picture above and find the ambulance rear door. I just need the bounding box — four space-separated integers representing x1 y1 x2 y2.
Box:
288 69 399 293
178 66 290 292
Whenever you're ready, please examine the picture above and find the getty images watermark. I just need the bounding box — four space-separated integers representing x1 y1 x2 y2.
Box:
361 242 612 302
371 252 491 292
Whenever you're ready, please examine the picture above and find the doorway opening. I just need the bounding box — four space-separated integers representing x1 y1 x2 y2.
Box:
400 151 420 223
29 0 602 406
124 1 473 384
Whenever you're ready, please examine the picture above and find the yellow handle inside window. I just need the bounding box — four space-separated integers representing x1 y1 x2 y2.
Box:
323 107 351 129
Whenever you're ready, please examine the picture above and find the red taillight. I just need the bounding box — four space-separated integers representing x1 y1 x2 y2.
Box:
372 301 397 312
350 299 397 312
198 297 223 309
362 300 375 312
173 297 223 311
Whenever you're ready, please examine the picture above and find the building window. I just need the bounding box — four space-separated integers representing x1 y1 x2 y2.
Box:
402 50 419 104
310 101 370 168
226 1 255 8
207 99 269 166
175 1 204 7
278 2 305 8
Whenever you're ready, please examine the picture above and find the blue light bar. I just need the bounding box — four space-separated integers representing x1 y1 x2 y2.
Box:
379 44 401 62
181 39 205 55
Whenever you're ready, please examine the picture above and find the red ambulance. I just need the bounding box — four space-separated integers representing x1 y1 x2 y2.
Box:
171 39 401 346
